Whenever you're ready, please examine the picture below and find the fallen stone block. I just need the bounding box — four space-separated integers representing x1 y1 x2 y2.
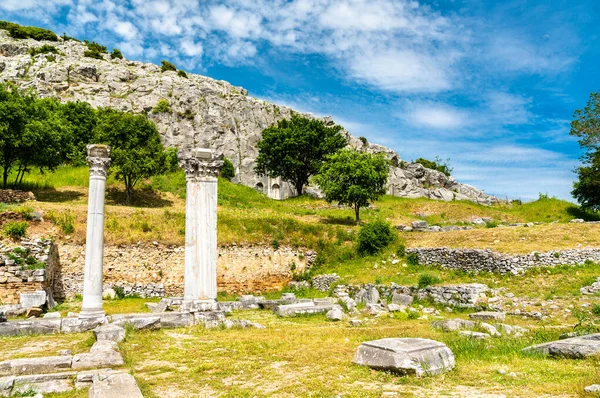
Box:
459 331 490 339
391 293 413 306
480 322 501 337
1 356 72 376
93 324 125 343
386 304 406 312
194 311 226 328
71 351 124 370
353 338 454 376
523 333 600 358
0 323 18 337
274 302 338 317
11 372 75 395
431 318 476 332
42 312 61 319
469 311 506 322
158 312 194 328
0 375 14 397
326 308 343 321
111 315 161 330
26 307 43 318
19 291 46 309
90 340 119 353
9 319 62 336
89 371 143 398
60 317 105 334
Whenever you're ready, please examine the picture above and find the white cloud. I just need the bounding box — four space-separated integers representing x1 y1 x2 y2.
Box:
113 21 138 40
181 39 203 57
402 102 468 129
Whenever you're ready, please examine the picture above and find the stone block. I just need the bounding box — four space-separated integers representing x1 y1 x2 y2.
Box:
326 308 343 321
585 384 600 393
353 338 454 376
71 351 124 370
90 340 119 353
89 372 143 398
111 315 161 330
281 293 296 302
391 293 413 306
0 376 14 397
194 311 226 328
60 317 105 334
43 312 61 318
431 318 476 332
15 319 61 336
459 331 490 339
411 220 428 230
523 333 600 358
93 324 125 343
19 291 46 309
158 312 194 328
0 356 72 376
26 307 43 318
11 372 75 395
469 311 506 322
274 302 338 317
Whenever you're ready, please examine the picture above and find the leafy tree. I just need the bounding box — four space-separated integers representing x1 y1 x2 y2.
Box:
110 48 123 59
571 92 600 210
357 220 395 255
220 158 235 180
94 109 167 203
58 101 98 165
315 149 389 223
255 114 347 196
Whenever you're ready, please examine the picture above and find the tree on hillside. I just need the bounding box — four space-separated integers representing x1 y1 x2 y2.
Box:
94 109 167 203
314 149 389 224
571 92 600 210
0 84 70 187
255 114 347 196
58 101 98 165
414 156 453 176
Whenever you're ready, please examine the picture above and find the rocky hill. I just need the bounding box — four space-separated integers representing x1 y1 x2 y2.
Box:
0 30 498 204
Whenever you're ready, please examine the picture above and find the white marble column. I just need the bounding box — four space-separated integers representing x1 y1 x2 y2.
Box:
80 145 111 319
180 149 223 305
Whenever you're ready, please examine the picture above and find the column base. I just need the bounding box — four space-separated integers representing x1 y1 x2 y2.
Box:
180 299 218 313
79 308 106 319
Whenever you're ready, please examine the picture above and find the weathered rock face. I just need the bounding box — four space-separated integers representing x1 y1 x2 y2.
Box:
0 32 496 203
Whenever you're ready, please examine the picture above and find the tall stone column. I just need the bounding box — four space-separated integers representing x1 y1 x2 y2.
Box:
180 149 223 305
80 145 111 319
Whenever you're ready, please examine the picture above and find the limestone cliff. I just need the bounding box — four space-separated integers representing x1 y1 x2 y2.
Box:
0 31 498 204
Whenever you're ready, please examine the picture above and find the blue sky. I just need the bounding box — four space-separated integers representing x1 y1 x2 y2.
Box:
1 0 599 200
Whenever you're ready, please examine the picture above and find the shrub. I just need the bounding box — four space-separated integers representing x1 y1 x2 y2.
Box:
358 136 368 145
177 69 188 78
0 21 58 41
220 158 235 181
164 147 180 173
357 220 395 255
83 40 107 59
47 211 75 234
418 273 441 289
396 243 406 257
113 286 126 300
593 303 600 316
110 48 123 59
152 99 171 114
46 54 56 62
407 311 420 320
29 44 58 57
161 60 177 72
485 221 498 228
406 252 419 266
3 221 28 239
414 156 453 177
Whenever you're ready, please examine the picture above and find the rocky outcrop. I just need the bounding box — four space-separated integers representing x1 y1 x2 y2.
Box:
0 31 497 203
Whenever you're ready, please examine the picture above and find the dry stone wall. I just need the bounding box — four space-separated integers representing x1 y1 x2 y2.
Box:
0 239 58 304
407 247 600 274
55 244 308 298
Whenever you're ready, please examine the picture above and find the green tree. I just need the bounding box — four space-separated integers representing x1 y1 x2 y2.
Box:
94 109 167 203
58 101 98 165
255 114 347 196
315 149 389 223
571 92 600 210
220 158 235 180
414 156 453 177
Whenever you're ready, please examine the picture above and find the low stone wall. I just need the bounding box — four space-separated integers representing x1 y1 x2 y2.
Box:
0 239 58 304
55 244 309 298
406 247 600 274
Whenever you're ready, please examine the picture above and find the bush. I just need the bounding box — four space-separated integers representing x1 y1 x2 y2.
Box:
414 156 452 177
110 48 123 59
220 158 235 180
113 286 126 300
177 69 188 78
3 221 28 239
407 252 419 266
593 303 600 316
161 60 177 72
357 220 395 255
83 40 107 59
396 243 406 257
47 211 75 234
418 273 441 289
0 21 58 41
164 147 180 173
485 221 498 228
29 44 58 57
359 136 368 145
152 99 171 114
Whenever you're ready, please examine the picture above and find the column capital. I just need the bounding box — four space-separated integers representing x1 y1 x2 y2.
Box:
179 148 224 179
86 144 111 178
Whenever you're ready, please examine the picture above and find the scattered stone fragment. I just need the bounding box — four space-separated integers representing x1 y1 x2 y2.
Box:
431 318 475 332
111 315 161 330
61 317 105 334
274 302 337 317
584 384 600 393
469 311 506 322
57 350 72 356
479 322 501 337
386 304 405 312
411 220 428 230
93 324 125 343
459 331 490 339
326 308 343 321
102 288 116 300
353 338 454 376
356 286 380 304
523 333 600 358
11 372 75 395
25 307 43 318
350 319 363 326
43 312 61 318
281 293 296 302
239 320 265 329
